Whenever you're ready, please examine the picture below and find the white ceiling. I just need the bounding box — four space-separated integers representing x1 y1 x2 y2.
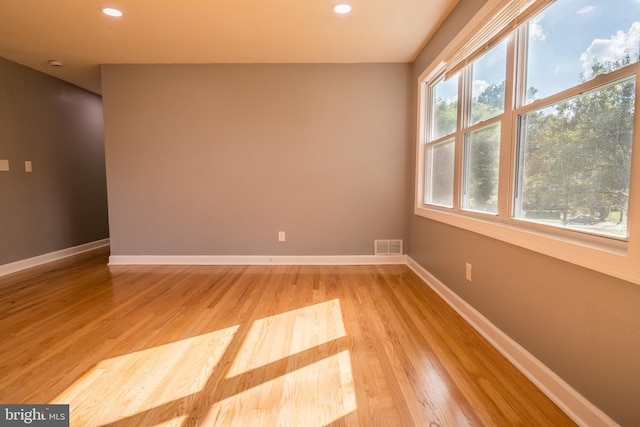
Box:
0 0 459 94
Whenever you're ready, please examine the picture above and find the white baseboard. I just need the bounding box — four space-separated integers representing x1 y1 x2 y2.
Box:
0 239 110 278
108 254 407 266
406 257 618 427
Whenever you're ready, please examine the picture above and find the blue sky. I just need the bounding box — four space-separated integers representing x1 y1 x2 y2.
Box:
437 0 640 104
527 0 640 99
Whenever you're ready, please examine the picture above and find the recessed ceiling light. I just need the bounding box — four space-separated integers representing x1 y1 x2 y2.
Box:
101 7 123 17
333 3 352 14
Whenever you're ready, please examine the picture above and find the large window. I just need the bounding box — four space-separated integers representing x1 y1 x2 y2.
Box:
417 0 640 284
514 78 635 237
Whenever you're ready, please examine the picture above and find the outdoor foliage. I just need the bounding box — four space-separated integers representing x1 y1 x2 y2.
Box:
465 82 504 212
430 55 635 231
519 55 636 226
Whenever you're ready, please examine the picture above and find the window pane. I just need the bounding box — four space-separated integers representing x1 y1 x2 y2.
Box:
515 78 635 238
463 123 501 213
525 0 640 104
425 140 455 207
431 75 458 140
471 39 507 125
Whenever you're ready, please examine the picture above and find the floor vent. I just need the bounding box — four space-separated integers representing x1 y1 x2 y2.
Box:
375 239 403 255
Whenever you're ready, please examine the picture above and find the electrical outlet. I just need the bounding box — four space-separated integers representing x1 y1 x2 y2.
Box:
25 161 32 172
0 159 9 171
278 231 285 242
466 262 472 282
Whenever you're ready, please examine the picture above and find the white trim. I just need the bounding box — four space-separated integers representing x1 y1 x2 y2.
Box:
406 256 619 427
414 206 640 285
0 239 110 278
108 254 408 266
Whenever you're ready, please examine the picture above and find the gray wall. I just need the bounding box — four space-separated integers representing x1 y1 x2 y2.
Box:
101 63 411 256
0 57 109 266
407 1 640 426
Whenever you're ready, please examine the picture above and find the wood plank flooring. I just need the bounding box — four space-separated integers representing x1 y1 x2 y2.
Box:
0 248 575 426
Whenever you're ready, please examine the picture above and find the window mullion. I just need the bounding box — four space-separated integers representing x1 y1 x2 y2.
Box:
498 33 518 219
513 24 529 109
511 27 529 220
454 70 471 211
416 82 428 207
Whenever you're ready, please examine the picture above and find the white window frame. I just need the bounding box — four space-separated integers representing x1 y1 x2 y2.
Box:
415 0 640 285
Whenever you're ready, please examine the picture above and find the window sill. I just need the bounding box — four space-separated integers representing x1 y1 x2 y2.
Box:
414 205 640 285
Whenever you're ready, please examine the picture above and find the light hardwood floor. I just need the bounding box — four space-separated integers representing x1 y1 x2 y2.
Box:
0 248 575 426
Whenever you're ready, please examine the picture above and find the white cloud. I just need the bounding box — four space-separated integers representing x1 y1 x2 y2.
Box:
580 21 640 76
529 17 546 41
473 80 489 96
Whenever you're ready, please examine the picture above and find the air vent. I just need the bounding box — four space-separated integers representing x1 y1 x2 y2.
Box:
375 239 403 255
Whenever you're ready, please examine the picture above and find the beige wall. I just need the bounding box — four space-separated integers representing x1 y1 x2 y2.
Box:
408 1 640 426
102 63 411 256
0 57 109 265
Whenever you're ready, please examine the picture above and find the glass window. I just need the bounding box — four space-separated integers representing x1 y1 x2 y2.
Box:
417 0 640 282
525 0 640 104
463 123 501 214
515 77 635 238
471 39 507 125
431 76 458 140
425 140 455 207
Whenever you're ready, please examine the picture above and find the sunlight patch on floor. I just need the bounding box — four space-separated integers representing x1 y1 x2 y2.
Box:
227 299 347 377
53 326 238 426
52 299 355 426
205 350 357 426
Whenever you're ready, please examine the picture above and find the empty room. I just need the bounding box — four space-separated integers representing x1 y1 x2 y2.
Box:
1 0 639 425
